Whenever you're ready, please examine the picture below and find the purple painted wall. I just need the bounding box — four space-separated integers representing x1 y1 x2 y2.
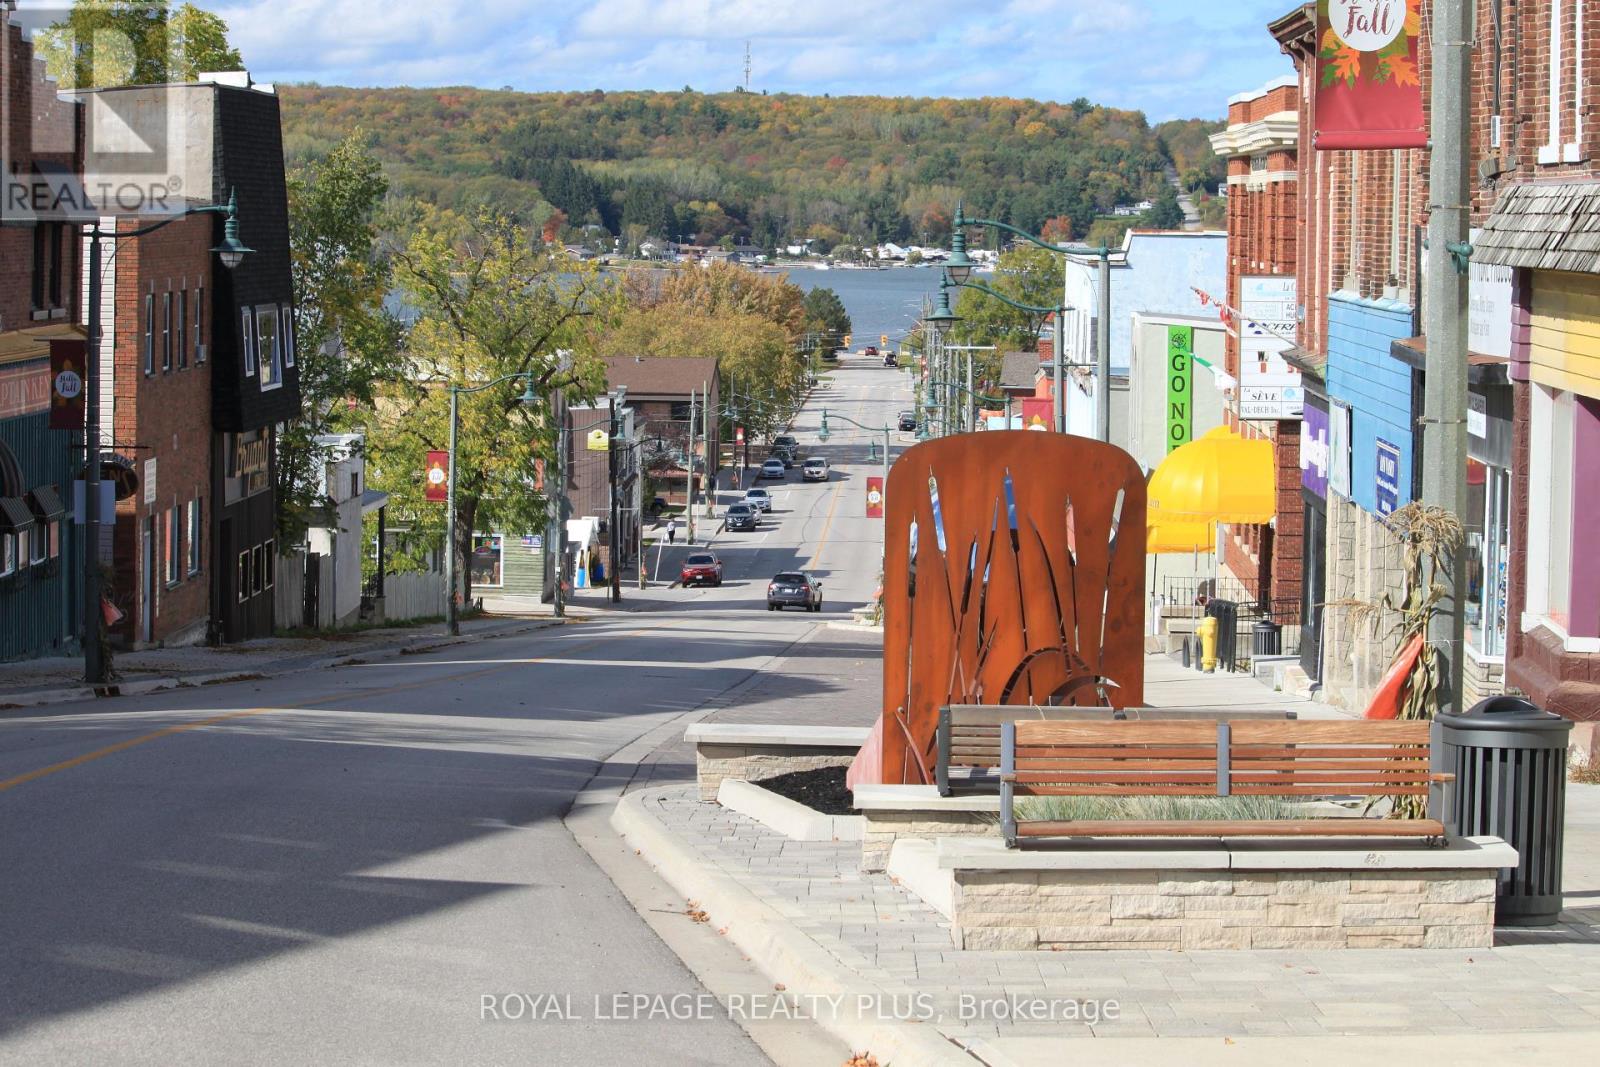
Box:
1571 396 1600 639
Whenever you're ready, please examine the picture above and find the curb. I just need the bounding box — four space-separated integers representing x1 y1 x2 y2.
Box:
0 615 565 711
612 787 979 1067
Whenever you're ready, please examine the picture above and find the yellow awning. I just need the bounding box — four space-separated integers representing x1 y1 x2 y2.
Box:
1147 426 1275 524
1147 511 1217 554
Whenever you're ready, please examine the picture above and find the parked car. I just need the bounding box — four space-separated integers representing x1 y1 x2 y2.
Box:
679 552 723 587
897 411 917 432
743 487 773 512
725 503 759 531
770 447 796 468
773 434 800 457
758 458 787 480
802 456 829 482
766 570 823 612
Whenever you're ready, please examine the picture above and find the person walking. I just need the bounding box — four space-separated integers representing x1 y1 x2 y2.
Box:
667 516 679 545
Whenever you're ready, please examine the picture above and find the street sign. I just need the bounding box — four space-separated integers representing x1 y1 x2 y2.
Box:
1375 437 1400 516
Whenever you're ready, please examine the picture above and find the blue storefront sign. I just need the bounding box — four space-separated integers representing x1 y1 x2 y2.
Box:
1300 404 1329 498
1375 438 1400 516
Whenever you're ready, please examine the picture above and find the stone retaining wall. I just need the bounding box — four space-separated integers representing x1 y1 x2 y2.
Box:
861 811 994 872
694 744 855 802
953 868 1497 951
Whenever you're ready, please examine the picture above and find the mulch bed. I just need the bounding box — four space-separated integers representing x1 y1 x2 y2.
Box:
753 766 853 816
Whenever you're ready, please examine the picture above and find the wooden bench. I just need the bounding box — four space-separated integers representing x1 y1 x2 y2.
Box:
936 704 1297 797
998 720 1454 848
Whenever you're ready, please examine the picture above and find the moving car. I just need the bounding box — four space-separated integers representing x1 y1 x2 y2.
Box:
743 487 773 512
883 351 898 367
802 456 829 482
679 552 723 587
725 503 759 531
863 345 878 358
773 434 800 458
770 447 796 468
897 411 917 432
766 570 823 612
758 458 786 480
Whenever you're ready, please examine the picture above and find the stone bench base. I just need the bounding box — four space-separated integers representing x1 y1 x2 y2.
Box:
941 836 1516 951
687 724 867 802
853 784 998 872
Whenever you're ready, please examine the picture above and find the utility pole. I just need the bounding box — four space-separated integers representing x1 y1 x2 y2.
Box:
83 230 105 682
554 408 567 618
1096 249 1111 443
1052 308 1065 434
1422 0 1471 715
608 394 622 603
686 387 697 544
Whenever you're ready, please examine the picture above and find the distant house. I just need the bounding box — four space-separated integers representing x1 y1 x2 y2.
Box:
562 243 597 260
998 350 1048 401
604 356 722 507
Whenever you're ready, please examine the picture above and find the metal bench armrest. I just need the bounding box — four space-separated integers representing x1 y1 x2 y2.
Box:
1000 721 1018 847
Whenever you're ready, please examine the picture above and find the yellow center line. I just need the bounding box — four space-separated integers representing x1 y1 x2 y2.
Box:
804 473 844 570
0 630 626 796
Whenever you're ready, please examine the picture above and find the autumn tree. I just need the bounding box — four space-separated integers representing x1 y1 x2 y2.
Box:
950 245 1062 355
365 209 618 605
36 1 243 88
1146 192 1186 230
801 287 852 349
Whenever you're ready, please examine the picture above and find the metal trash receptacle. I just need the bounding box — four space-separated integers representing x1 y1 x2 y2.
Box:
1205 599 1238 672
1252 619 1282 657
1436 696 1574 926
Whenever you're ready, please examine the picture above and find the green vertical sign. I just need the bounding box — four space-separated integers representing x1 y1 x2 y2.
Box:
1166 325 1193 453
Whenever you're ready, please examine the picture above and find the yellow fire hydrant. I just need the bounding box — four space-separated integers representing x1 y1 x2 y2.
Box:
1196 615 1219 673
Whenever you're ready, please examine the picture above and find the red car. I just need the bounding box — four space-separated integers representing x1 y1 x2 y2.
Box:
679 551 723 587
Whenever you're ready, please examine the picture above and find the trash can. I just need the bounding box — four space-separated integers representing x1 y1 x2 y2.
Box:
1252 619 1282 657
1436 696 1574 926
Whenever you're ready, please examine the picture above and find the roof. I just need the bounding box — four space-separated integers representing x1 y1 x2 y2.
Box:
998 350 1046 389
604 356 720 398
1389 336 1510 385
1475 181 1600 273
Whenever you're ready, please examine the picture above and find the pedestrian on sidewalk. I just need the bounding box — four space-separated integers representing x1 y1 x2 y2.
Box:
667 517 679 545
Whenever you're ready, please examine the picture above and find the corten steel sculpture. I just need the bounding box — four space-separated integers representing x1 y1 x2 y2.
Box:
880 431 1147 785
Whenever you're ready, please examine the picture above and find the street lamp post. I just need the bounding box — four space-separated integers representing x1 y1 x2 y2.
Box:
923 279 961 437
940 272 1070 434
817 409 891 504
81 190 252 684
945 202 1111 442
445 372 538 636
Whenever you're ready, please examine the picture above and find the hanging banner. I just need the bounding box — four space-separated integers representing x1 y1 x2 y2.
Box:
865 475 885 519
424 451 449 502
1165 326 1194 453
1314 0 1425 150
48 339 87 430
1019 397 1052 430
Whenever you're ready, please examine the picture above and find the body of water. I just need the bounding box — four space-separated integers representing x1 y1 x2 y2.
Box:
782 265 946 349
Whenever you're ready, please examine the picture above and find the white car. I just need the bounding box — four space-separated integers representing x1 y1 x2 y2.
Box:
759 458 786 480
802 457 829 481
743 487 773 512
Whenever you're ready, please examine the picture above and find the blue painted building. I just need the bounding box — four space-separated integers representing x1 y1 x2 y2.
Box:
1324 293 1416 515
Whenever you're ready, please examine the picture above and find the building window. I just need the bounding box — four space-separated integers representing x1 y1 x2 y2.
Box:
144 294 156 375
251 543 265 595
29 520 45 565
282 305 296 367
1 532 14 576
176 290 188 368
1465 458 1511 659
31 222 65 312
256 306 282 389
194 287 206 363
263 540 275 589
187 498 201 575
237 549 251 602
241 307 256 376
165 506 181 585
470 534 504 588
161 291 173 371
15 526 30 571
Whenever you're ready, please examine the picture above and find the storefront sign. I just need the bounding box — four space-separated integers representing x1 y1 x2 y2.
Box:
1374 437 1400 516
0 361 50 419
1468 393 1487 439
1328 401 1352 498
1314 0 1425 150
234 434 270 497
586 428 610 451
1165 325 1194 453
48 340 87 430
1301 404 1329 498
1468 231 1513 359
424 450 449 502
865 475 884 519
1019 397 1051 430
1238 277 1303 420
143 458 157 505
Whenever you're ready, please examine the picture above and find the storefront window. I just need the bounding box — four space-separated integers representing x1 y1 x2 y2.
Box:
1465 458 1511 658
470 534 504 588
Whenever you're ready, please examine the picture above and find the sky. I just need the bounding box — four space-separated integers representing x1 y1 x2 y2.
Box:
200 0 1297 121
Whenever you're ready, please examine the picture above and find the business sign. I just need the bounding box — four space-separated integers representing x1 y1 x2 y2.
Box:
1238 276 1303 420
1328 401 1352 498
1019 397 1052 430
143 457 157 506
1374 437 1401 516
1468 393 1488 439
865 475 885 519
0 360 50 419
424 450 449 502
48 339 88 430
586 428 610 451
1313 0 1425 150
1165 326 1194 453
1468 230 1513 359
1301 403 1329 498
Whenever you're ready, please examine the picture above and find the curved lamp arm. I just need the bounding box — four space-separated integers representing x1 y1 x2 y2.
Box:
946 275 1064 316
953 202 1109 259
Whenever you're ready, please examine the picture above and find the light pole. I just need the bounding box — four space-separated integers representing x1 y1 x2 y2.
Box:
940 272 1070 434
945 202 1111 441
817 409 891 505
608 386 627 604
445 372 539 636
930 380 1005 430
923 279 960 437
81 190 252 684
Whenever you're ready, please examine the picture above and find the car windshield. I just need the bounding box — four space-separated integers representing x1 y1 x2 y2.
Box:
729 504 750 513
805 458 825 466
746 489 767 497
763 460 782 468
773 572 805 583
687 554 715 564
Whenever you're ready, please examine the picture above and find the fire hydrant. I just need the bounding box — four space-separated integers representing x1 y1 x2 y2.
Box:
1196 615 1219 673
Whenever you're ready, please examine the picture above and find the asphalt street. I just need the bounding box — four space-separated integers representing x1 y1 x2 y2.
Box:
0 359 908 1064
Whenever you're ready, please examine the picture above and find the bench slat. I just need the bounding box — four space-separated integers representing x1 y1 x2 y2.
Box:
1014 745 1218 759
1016 758 1227 771
1016 722 1217 744
1014 784 1220 795
1231 746 1429 759
1013 818 1445 838
1229 721 1431 744
1229 759 1431 771
1232 784 1431 795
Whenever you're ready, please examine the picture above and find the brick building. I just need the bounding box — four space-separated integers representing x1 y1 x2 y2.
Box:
1209 75 1304 625
0 9 83 661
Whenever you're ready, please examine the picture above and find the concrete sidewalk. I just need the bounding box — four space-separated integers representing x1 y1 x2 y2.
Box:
0 610 570 709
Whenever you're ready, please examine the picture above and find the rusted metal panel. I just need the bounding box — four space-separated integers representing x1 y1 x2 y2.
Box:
881 431 1147 785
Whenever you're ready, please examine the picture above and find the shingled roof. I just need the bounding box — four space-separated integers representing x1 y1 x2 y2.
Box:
1475 181 1600 273
603 356 719 398
998 350 1047 391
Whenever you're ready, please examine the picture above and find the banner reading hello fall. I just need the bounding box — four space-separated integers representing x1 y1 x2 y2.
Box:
1314 0 1425 150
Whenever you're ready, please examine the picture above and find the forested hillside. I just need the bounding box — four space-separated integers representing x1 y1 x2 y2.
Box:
280 85 1219 249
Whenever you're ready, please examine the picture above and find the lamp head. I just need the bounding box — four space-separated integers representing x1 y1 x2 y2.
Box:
924 275 960 339
817 412 831 441
518 375 538 405
944 223 974 285
211 189 253 270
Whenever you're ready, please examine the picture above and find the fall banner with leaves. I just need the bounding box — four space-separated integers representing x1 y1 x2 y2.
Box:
1314 0 1424 150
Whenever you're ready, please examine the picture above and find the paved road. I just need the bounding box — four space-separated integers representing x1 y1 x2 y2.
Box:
0 358 906 1064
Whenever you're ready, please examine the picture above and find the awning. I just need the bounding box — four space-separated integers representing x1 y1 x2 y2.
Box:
0 497 36 533
27 485 65 523
1147 426 1275 524
1147 512 1217 554
0 322 87 366
1474 181 1600 273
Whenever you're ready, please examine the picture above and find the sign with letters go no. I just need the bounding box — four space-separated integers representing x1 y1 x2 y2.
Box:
1165 325 1193 453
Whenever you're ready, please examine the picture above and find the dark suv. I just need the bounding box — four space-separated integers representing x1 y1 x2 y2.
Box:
766 570 823 612
898 411 916 432
725 503 759 531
